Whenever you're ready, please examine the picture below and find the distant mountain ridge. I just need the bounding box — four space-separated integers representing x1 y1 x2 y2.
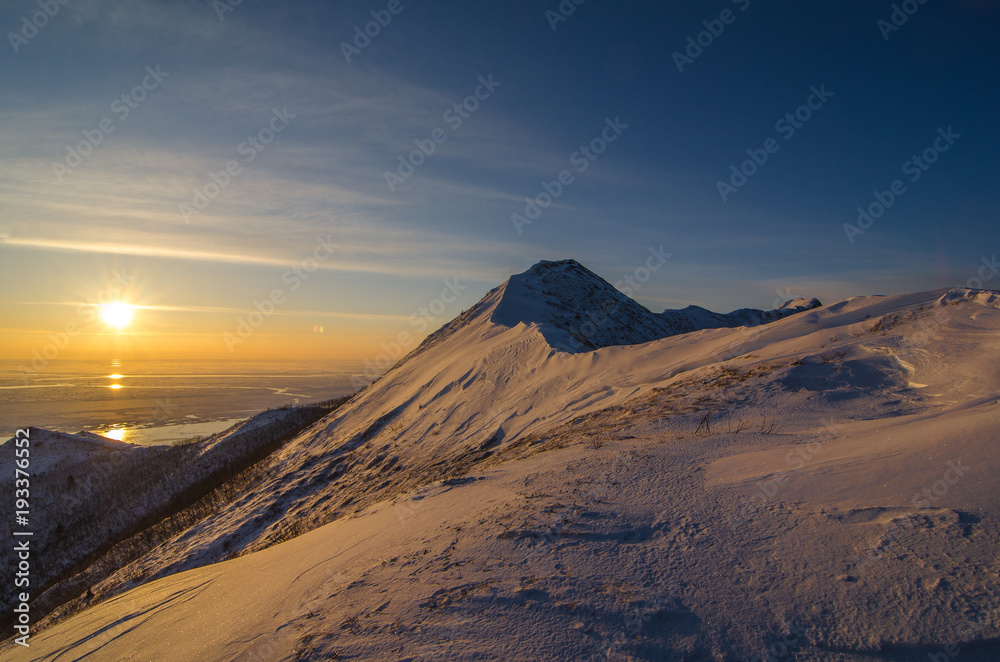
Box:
659 297 823 338
420 259 820 354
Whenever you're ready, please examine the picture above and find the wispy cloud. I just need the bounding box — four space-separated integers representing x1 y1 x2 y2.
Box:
1 13 619 285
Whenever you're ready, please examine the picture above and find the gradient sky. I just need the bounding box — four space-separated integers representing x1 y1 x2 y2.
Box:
1 0 998 362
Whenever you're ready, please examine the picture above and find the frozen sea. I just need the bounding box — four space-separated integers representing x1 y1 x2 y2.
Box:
0 359 372 445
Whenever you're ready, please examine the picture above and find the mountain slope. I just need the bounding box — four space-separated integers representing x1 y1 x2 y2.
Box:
0 260 821 634
0 406 336 633
48 260 824 589
9 286 1000 660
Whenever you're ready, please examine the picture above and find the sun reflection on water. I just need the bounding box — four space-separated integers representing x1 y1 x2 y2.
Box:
100 428 128 442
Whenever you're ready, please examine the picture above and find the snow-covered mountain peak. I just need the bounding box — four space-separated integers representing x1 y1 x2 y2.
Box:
416 259 822 357
487 259 675 352
490 259 626 328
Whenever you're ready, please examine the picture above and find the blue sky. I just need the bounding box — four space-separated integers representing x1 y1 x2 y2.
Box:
1 0 998 360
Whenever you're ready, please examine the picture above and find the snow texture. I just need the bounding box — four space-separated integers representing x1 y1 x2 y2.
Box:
5 263 1000 662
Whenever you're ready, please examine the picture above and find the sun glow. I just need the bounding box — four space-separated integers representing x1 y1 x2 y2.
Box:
100 302 134 330
101 428 127 442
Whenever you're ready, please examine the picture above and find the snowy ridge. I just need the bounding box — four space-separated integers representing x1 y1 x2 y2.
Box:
659 297 821 335
419 259 820 355
8 269 1000 660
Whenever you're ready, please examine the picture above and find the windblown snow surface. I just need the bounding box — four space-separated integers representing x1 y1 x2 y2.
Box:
6 262 1000 661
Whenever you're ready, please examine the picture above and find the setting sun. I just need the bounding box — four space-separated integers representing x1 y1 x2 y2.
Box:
100 302 134 330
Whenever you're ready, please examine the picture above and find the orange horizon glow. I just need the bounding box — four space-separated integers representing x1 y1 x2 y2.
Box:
0 326 421 363
1 284 451 364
